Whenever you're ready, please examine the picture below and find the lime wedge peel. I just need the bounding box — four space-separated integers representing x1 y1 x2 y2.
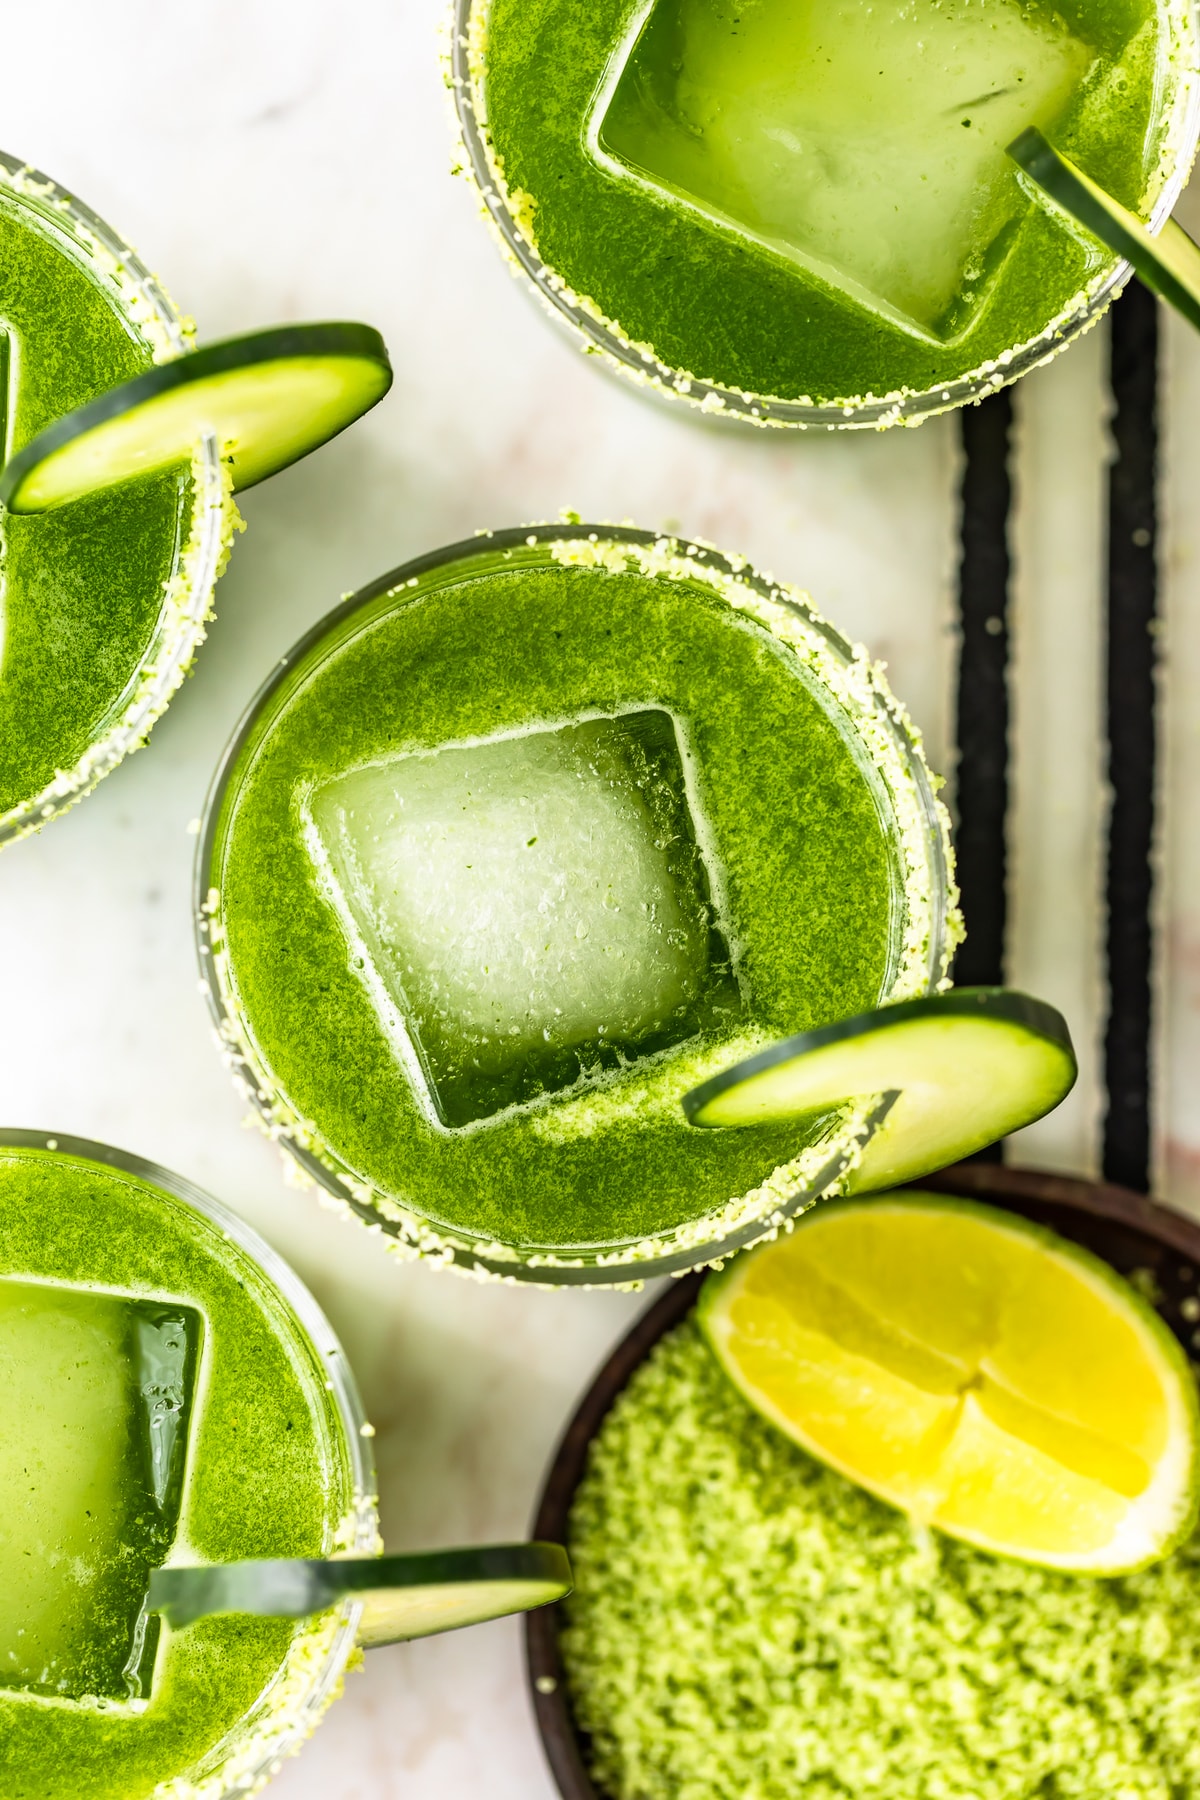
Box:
1008 126 1200 333
700 1194 1200 1574
0 321 392 514
150 1543 572 1647
682 989 1077 1193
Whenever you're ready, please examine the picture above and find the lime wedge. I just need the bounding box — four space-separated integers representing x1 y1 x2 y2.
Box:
149 1543 571 1647
700 1193 1200 1572
682 989 1076 1191
1008 126 1200 332
0 321 392 514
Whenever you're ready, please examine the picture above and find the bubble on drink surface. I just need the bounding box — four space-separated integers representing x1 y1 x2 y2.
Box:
0 1280 199 1704
592 0 1094 340
304 709 743 1129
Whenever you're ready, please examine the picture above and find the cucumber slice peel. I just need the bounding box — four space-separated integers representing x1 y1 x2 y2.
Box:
682 989 1076 1191
0 321 392 514
1007 127 1200 333
149 1542 571 1647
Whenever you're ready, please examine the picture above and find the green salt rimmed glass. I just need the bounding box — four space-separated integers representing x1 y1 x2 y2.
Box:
0 154 232 851
448 0 1200 430
195 524 958 1286
0 1129 377 1800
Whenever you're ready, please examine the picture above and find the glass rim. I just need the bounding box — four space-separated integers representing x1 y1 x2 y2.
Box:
448 0 1200 429
0 149 230 852
0 1126 378 1797
195 522 956 1286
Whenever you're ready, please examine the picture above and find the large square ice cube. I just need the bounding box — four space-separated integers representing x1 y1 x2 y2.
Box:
304 709 741 1128
592 0 1092 339
0 1280 200 1704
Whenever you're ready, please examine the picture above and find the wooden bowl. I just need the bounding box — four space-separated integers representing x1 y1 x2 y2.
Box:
526 1163 1200 1800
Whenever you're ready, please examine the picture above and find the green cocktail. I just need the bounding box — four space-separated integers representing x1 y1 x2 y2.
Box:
452 0 1199 425
0 154 231 846
0 1132 375 1800
198 526 957 1282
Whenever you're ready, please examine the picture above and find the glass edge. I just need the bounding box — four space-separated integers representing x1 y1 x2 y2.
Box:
193 525 951 1286
0 149 191 349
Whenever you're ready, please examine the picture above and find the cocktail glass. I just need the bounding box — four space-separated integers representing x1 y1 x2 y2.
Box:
0 1129 376 1799
0 152 229 849
449 0 1200 427
196 524 958 1284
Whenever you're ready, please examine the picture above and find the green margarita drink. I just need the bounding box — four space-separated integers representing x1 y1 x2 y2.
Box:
198 526 956 1281
0 155 231 846
0 1132 375 1800
453 0 1199 424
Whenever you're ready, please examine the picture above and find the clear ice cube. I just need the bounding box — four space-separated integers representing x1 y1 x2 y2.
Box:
0 1280 200 1703
594 0 1093 338
305 709 741 1128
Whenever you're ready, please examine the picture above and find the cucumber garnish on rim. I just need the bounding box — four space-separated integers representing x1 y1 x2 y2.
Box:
0 321 392 514
149 1542 572 1648
682 989 1076 1190
1007 126 1200 333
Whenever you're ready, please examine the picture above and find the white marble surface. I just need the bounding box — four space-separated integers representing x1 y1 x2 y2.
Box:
0 3 1199 1795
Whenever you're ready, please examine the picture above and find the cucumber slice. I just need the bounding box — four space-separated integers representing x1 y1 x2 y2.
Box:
0 321 392 514
149 1543 571 1647
1008 127 1200 333
682 989 1076 1191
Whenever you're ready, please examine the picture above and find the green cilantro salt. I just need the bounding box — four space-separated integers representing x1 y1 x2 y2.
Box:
563 1319 1200 1800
